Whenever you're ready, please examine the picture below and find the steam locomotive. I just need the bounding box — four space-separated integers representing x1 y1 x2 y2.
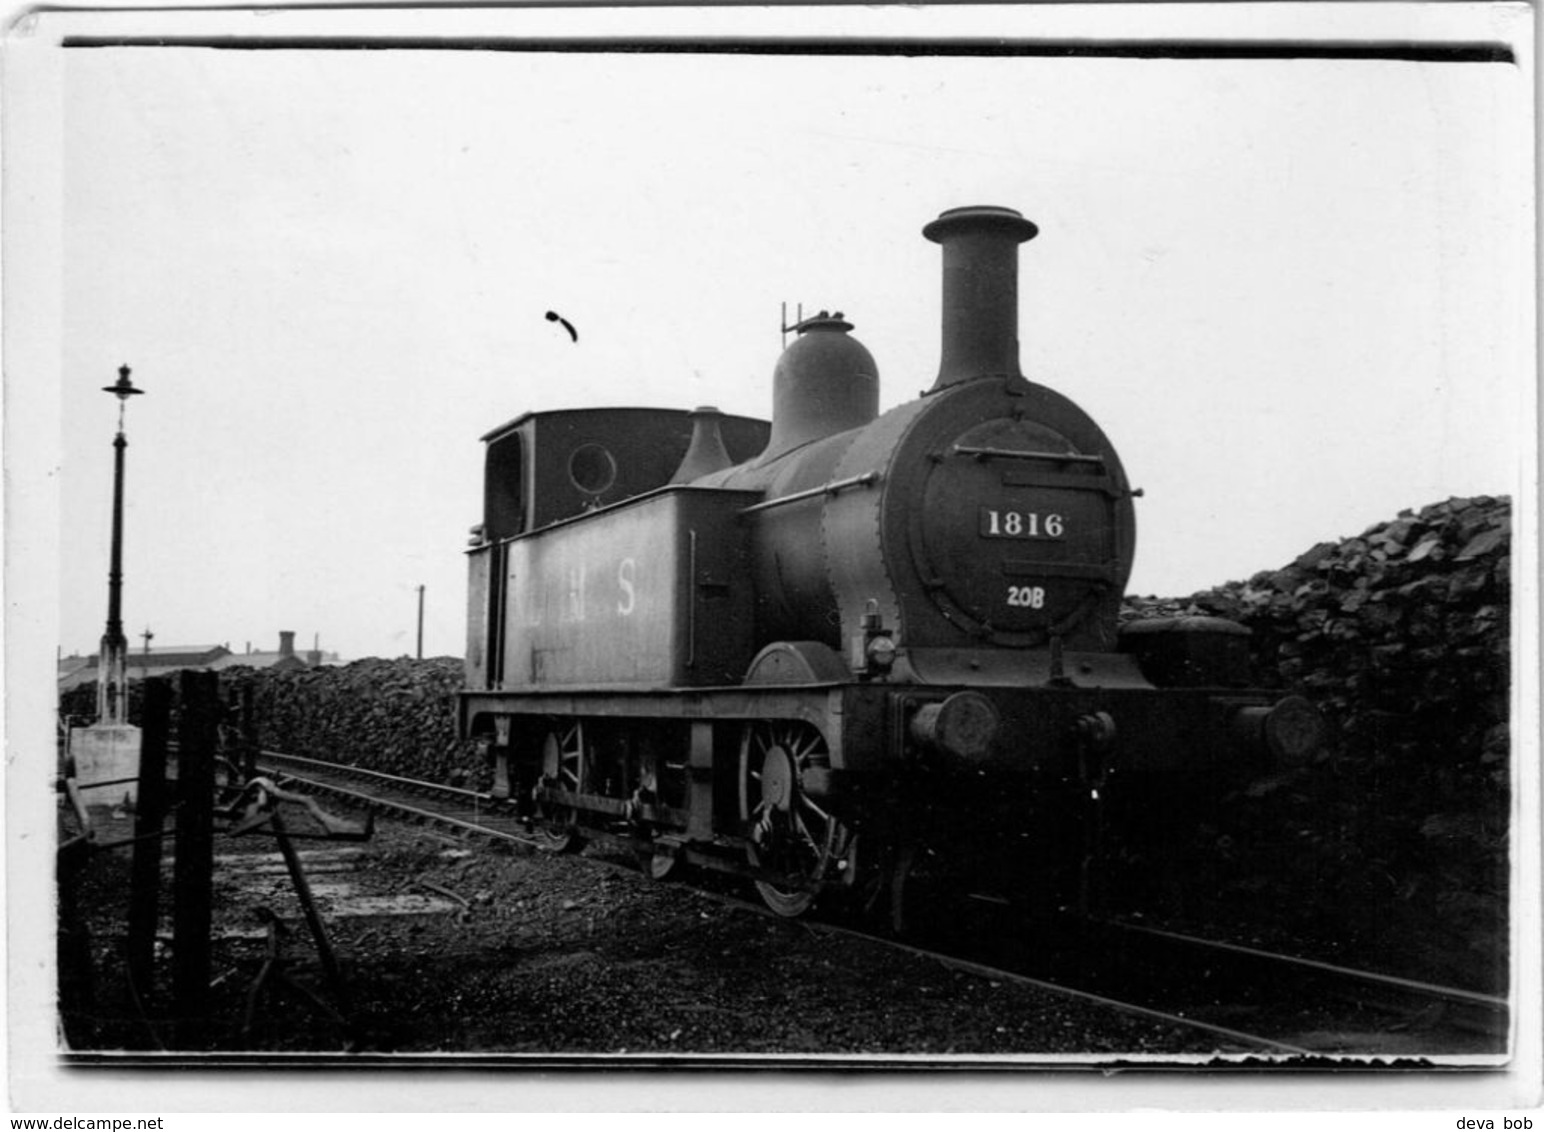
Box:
459 206 1323 922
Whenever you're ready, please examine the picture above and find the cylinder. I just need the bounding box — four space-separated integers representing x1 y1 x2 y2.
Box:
922 205 1039 390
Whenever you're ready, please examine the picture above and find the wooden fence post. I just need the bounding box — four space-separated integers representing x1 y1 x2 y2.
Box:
172 669 218 1048
240 684 257 784
126 678 171 1022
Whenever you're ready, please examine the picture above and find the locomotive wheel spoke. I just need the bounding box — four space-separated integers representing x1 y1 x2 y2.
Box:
554 722 584 794
788 732 820 761
535 720 587 854
738 719 847 918
800 793 833 824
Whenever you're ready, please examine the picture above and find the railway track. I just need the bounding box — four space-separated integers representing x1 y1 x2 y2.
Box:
920 905 1509 1059
253 749 540 849
1078 917 1509 1056
253 748 1510 1059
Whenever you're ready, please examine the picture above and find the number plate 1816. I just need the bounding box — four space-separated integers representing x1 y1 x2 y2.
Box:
980 508 1065 539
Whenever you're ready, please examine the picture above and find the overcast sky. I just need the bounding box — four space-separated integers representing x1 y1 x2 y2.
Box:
24 4 1536 663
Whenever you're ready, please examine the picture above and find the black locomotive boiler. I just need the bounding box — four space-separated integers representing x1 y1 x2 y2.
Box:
460 206 1323 920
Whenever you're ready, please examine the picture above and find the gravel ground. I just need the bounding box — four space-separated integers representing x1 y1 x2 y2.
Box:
62 807 1227 1060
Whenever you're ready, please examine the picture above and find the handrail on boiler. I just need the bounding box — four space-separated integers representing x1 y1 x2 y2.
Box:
952 445 1105 465
737 471 882 516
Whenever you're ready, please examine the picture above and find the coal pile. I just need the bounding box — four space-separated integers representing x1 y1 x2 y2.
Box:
1122 495 1511 990
1125 494 1509 770
218 657 486 790
60 659 484 790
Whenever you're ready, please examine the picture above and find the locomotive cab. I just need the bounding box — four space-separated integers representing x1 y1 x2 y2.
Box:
464 408 769 692
473 406 770 537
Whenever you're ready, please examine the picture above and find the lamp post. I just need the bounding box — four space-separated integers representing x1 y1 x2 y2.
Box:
97 364 143 726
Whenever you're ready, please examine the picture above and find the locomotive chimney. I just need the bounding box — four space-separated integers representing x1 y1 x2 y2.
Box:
670 405 734 483
922 205 1039 390
279 630 295 659
761 312 878 463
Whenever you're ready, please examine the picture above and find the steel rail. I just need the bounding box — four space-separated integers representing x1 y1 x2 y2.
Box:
252 756 539 850
1092 916 1508 1011
257 749 492 803
269 771 538 848
799 915 1316 1057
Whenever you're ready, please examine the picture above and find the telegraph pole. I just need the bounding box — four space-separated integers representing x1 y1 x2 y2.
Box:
98 365 143 725
416 584 425 660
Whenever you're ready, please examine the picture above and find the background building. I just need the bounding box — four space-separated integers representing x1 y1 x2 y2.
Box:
58 631 341 695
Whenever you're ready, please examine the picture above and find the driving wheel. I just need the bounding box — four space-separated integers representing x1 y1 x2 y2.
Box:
738 719 849 916
534 720 586 853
